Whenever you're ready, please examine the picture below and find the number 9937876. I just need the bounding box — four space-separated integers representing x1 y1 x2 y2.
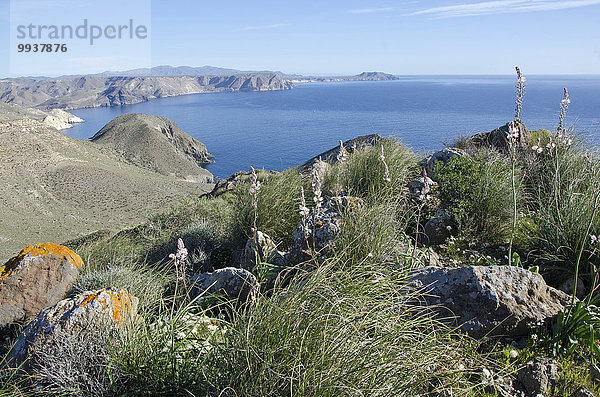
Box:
17 43 67 52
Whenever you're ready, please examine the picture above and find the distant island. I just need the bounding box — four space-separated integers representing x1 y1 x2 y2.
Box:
288 71 399 83
0 66 398 110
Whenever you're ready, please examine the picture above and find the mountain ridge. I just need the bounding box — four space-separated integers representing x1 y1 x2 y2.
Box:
0 73 294 110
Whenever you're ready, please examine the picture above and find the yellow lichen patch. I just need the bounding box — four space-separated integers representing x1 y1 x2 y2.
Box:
79 291 100 308
0 243 83 281
78 289 136 327
107 290 135 326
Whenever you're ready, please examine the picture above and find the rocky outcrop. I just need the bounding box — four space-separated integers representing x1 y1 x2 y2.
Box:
290 71 398 83
351 72 399 81
90 113 214 182
0 243 83 335
408 265 571 338
290 196 362 263
468 121 530 152
0 73 294 110
189 267 258 304
41 109 84 130
297 135 382 171
0 103 82 130
7 289 138 366
242 230 287 271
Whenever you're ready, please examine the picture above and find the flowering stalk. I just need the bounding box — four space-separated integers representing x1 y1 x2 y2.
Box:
336 139 349 162
556 88 573 147
380 145 391 183
169 238 188 317
551 89 573 240
507 65 523 265
557 88 570 137
337 140 351 193
514 66 526 123
311 157 325 211
249 166 261 231
299 186 311 246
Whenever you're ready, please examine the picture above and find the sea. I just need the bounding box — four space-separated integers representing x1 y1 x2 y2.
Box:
66 75 600 179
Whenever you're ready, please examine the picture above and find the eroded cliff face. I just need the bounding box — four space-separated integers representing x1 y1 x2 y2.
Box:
0 73 294 110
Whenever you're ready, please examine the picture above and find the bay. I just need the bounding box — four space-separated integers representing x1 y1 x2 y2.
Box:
66 76 600 179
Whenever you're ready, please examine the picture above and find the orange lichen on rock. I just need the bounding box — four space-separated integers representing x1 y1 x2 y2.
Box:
78 289 137 327
0 243 83 281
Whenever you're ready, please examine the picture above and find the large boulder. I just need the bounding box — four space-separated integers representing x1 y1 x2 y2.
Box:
408 265 571 338
189 267 258 304
7 289 138 366
1 243 83 335
290 196 362 263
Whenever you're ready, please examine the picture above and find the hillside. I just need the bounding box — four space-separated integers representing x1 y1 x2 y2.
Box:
0 111 213 262
0 73 294 110
90 113 214 181
0 103 83 129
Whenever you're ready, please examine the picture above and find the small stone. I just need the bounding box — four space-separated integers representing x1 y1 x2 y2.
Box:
559 277 587 300
517 358 559 396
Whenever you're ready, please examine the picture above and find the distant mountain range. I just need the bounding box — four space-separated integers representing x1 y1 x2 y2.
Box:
62 65 287 78
57 65 396 81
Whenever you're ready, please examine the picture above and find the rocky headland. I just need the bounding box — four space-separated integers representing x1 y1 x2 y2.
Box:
90 113 214 182
0 72 294 110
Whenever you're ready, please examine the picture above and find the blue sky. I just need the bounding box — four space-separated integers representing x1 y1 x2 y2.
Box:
1 0 599 77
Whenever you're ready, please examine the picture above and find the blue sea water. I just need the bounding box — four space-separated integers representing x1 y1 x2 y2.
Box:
66 76 600 179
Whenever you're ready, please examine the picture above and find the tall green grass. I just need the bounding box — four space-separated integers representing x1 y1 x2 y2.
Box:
198 259 483 396
323 138 418 203
527 138 600 283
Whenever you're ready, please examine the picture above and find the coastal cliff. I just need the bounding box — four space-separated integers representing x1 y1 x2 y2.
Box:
0 73 294 110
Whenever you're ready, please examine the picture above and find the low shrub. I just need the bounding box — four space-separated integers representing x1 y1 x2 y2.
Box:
434 153 521 247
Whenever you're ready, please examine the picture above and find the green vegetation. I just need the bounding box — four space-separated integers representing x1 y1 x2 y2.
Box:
434 153 520 247
3 72 600 396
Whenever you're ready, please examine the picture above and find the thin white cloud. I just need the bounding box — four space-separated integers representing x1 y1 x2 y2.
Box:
239 23 289 31
408 0 600 18
345 7 395 14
